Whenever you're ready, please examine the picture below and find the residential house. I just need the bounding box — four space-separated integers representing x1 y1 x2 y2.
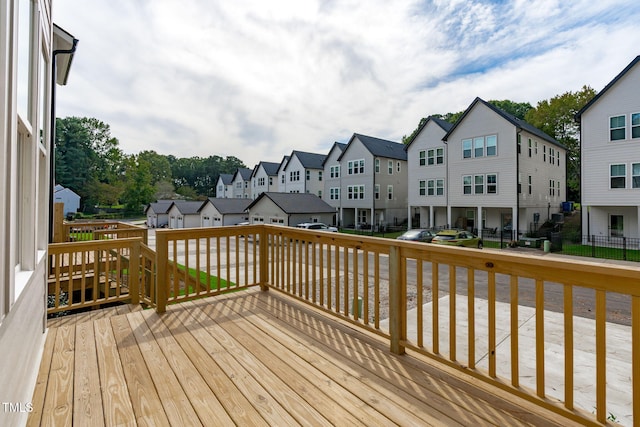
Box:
405 116 453 229
442 97 566 238
246 192 336 226
337 134 408 229
322 142 347 226
53 184 80 215
167 200 206 228
200 198 251 226
0 7 77 426
250 161 280 199
144 200 173 227
215 173 233 198
576 55 640 240
276 155 290 192
282 150 326 196
231 167 253 199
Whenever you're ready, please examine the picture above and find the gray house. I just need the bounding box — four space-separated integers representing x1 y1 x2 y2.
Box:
322 142 347 224
232 168 253 199
145 200 173 227
246 192 337 226
215 174 234 198
53 184 80 215
167 200 207 229
250 161 280 199
201 198 251 226
282 150 327 196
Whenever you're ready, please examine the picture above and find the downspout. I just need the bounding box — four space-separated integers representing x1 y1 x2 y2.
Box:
49 38 79 243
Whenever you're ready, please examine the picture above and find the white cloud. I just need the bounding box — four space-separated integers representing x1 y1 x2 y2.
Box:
54 0 640 167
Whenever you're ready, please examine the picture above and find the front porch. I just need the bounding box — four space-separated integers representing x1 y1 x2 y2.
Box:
30 288 577 426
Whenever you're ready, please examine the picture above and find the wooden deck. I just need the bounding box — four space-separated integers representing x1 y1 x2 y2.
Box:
30 288 583 426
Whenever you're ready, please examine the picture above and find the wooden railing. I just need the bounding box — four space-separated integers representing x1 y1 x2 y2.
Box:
48 237 141 314
58 221 147 244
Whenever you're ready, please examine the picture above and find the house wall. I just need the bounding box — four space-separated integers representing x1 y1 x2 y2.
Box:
232 175 250 199
53 188 79 214
284 155 306 194
407 120 448 211
0 1 54 425
323 146 342 210
248 197 289 225
251 166 274 199
339 138 374 212
277 161 287 192
215 177 232 198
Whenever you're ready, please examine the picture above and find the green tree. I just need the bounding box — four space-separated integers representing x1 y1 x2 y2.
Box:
525 86 597 201
121 156 155 214
138 150 172 184
487 99 533 120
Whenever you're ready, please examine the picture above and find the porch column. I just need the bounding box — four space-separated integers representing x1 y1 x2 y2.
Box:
407 205 412 229
355 208 358 228
371 207 375 228
447 205 452 229
339 207 344 227
512 206 518 240
477 206 483 238
429 206 434 229
637 206 640 240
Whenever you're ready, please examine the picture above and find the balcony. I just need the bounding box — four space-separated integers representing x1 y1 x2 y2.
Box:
36 224 639 426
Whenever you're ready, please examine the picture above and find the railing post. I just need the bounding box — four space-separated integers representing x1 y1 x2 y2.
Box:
129 239 140 305
259 226 269 291
156 230 168 313
389 245 406 355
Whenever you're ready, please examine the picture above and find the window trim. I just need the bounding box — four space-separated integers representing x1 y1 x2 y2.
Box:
610 163 626 189
610 115 626 141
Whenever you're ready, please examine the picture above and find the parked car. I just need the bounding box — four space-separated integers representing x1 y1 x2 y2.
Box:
396 229 436 243
296 222 338 232
432 229 483 249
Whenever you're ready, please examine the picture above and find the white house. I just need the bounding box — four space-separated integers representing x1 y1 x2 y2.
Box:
0 7 77 426
443 98 566 238
576 55 640 240
53 184 80 215
231 167 253 199
167 201 206 228
322 142 347 226
246 192 336 226
200 198 251 226
405 117 453 229
144 200 173 227
250 161 280 199
276 155 290 193
215 173 233 198
337 133 408 229
282 150 326 196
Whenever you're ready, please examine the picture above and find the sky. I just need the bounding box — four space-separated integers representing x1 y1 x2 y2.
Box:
53 0 640 167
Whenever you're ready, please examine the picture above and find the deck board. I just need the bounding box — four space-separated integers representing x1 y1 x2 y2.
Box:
30 288 584 427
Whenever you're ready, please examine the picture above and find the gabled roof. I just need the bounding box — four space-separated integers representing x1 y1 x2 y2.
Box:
251 161 280 178
338 133 407 161
322 142 347 166
218 174 233 185
232 167 253 182
205 198 252 214
277 156 290 173
145 200 174 215
404 116 454 150
168 200 206 215
286 150 327 170
575 55 640 120
246 192 336 214
443 97 562 148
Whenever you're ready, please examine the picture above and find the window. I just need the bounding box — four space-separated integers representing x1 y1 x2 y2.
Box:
517 134 521 154
347 185 365 199
610 215 624 238
463 175 472 194
528 175 532 195
318 190 322 197
427 180 435 196
486 136 497 156
436 148 444 164
436 179 444 196
375 158 380 173
330 187 340 200
610 164 626 188
375 184 380 199
487 174 497 194
397 161 401 172
427 149 435 165
269 177 273 186
528 138 532 157
473 137 484 157
535 141 538 155
348 159 365 175
549 180 555 196
474 175 484 194
245 181 249 188
633 113 640 139
419 150 426 166
289 170 300 181
633 163 640 188
236 182 242 189
557 151 560 166
258 177 265 186
557 181 561 198
318 171 322 181
387 185 393 200
610 115 626 141
330 165 340 178
463 139 472 158
271 217 284 224
388 160 393 174
218 185 223 192
419 180 426 196
306 170 310 181
281 174 285 184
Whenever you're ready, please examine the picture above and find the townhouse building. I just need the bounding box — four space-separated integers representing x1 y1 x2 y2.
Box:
442 98 566 238
200 198 251 226
250 161 280 199
0 5 77 425
405 116 453 229
247 192 336 226
281 150 326 196
276 155 290 192
337 134 408 229
215 173 233 198
576 55 640 240
231 167 253 198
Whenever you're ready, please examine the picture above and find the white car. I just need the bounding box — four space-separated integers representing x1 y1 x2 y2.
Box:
295 223 338 232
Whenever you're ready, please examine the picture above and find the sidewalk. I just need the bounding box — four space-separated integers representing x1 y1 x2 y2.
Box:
381 295 633 426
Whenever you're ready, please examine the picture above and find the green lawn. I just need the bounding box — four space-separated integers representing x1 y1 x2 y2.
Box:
560 243 640 262
173 264 237 297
